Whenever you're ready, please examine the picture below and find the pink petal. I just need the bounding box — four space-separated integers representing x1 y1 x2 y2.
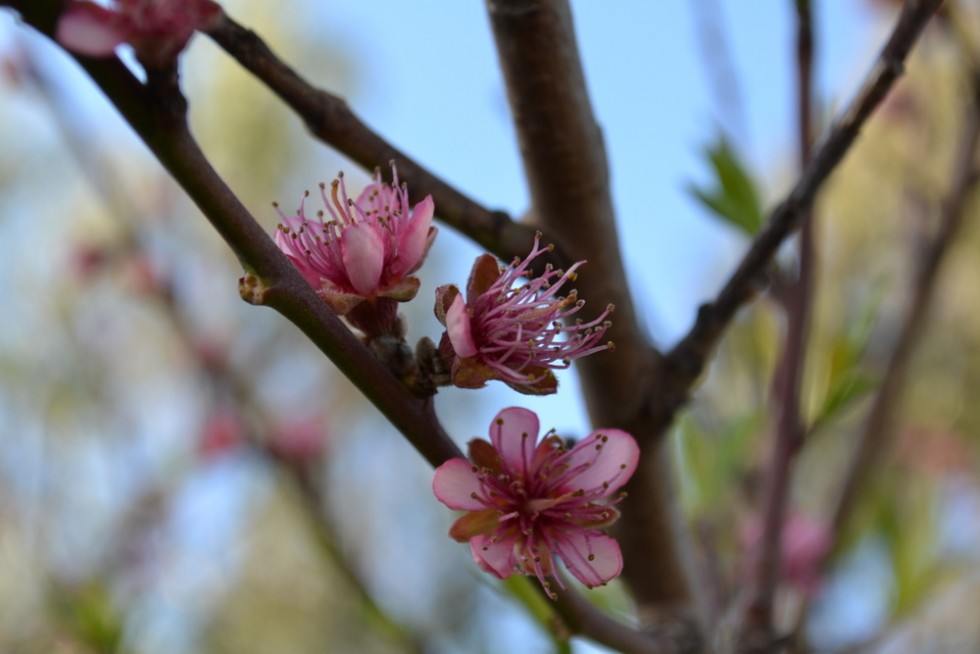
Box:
341 222 384 296
558 429 639 496
56 3 130 57
553 530 623 588
488 407 539 479
274 221 325 289
446 294 478 358
471 534 517 579
391 195 434 277
432 458 486 511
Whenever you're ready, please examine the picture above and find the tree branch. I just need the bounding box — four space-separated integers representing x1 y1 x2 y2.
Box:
5 0 462 472
662 0 945 426
484 0 700 635
205 14 547 264
739 0 817 641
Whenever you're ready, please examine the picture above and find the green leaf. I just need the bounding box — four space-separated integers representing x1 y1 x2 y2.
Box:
809 283 886 431
688 136 764 236
811 369 880 433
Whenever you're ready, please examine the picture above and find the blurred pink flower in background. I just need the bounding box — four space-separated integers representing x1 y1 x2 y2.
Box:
742 512 833 594
197 409 244 460
56 0 222 68
267 419 328 465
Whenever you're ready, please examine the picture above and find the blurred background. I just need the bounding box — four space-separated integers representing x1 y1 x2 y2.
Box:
1 1 979 652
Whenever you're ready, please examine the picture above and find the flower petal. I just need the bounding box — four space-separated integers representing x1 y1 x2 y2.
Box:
471 534 517 579
432 458 486 511
448 509 500 542
450 357 494 389
467 438 503 473
553 530 623 588
504 369 558 396
556 429 639 496
434 284 460 325
391 195 434 277
446 294 478 358
489 407 539 479
466 253 502 301
56 3 129 57
341 222 385 296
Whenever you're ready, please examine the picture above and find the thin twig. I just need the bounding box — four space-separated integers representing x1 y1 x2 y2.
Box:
739 0 818 640
205 14 548 265
22 54 426 651
3 3 666 652
662 0 945 426
5 0 463 472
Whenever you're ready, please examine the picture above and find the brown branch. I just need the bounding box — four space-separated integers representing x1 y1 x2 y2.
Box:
205 14 546 264
662 0 945 425
3 4 671 652
738 0 818 641
22 47 427 650
5 0 462 472
484 0 700 638
553 587 702 654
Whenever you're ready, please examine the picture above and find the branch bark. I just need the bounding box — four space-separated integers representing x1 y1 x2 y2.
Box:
5 0 462 472
739 0 817 641
484 0 700 640
660 0 945 429
205 14 548 264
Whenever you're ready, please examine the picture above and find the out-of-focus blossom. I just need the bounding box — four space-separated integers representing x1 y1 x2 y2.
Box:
197 409 244 460
434 235 613 395
69 243 111 282
275 166 436 337
267 419 327 464
742 512 833 595
896 425 974 478
432 407 639 598
56 0 222 69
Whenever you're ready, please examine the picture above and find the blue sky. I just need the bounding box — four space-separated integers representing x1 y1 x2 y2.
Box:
298 1 881 348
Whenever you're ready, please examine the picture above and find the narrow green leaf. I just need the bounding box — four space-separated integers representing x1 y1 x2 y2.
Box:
688 136 764 236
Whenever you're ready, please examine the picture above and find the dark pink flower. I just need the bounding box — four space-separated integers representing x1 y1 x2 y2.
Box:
434 235 613 395
56 0 222 68
275 167 436 320
432 407 639 598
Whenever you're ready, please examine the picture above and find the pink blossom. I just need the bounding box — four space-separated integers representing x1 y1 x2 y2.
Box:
742 513 833 595
197 409 243 460
432 407 639 598
56 0 222 69
434 235 613 395
275 166 436 326
267 419 327 464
